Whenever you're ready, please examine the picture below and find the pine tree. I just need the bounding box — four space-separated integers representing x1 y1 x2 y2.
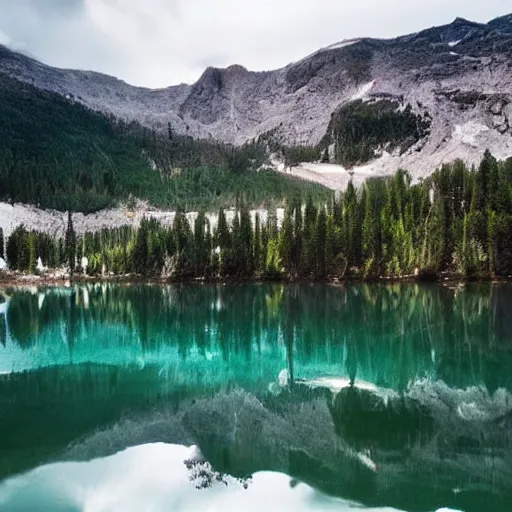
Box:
65 211 77 276
28 232 36 274
325 213 337 275
343 182 360 267
172 209 192 276
301 196 317 275
361 181 381 269
291 196 303 272
194 211 208 276
278 206 294 275
6 225 30 271
147 219 165 275
253 212 263 273
239 204 253 276
315 208 327 277
216 207 231 250
132 217 149 276
266 206 278 240
265 238 281 275
231 211 241 275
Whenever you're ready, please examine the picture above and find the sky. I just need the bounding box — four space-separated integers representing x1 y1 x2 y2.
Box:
0 0 509 88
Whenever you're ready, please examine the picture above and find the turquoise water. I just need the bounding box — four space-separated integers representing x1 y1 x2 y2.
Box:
0 283 511 511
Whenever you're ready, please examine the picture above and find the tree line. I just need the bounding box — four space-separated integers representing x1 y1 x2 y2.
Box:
320 99 431 167
0 75 329 213
4 152 512 279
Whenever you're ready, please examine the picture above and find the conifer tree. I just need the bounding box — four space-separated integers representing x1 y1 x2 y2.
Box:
173 209 193 276
65 211 77 276
362 181 381 269
278 206 294 275
253 212 263 273
239 204 254 275
132 217 149 276
231 211 242 275
28 232 36 274
194 211 208 276
315 208 327 277
325 213 337 275
301 196 317 275
343 182 360 267
216 207 231 250
7 226 29 270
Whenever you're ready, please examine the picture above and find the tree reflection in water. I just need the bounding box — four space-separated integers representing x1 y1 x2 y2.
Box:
0 283 511 511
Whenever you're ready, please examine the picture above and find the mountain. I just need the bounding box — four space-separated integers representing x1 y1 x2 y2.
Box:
0 74 330 212
1 14 512 178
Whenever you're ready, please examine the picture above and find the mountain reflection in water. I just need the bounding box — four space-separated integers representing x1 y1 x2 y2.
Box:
0 283 511 512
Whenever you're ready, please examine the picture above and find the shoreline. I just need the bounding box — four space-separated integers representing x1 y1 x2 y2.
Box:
0 271 510 289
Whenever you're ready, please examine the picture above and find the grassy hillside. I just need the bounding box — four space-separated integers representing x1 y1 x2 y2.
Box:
0 76 331 212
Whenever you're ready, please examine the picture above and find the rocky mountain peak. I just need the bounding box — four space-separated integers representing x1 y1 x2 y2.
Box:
451 16 478 26
1 13 512 178
488 13 512 32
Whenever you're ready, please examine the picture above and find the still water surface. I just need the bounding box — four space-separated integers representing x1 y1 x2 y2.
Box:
0 283 511 511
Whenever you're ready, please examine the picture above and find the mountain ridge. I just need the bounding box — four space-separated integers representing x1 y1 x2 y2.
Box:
1 14 512 179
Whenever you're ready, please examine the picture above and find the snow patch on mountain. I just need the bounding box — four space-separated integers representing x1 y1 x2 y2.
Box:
324 39 360 51
351 80 377 101
1 14 512 190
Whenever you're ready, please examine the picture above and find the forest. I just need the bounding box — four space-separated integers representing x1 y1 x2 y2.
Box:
4 151 512 280
0 75 330 212
320 99 432 167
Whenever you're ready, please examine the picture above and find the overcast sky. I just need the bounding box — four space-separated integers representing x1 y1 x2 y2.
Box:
0 0 509 88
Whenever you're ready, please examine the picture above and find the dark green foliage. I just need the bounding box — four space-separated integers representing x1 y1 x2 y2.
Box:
239 205 254 275
132 219 150 276
194 211 210 276
322 100 431 167
315 208 327 277
6 226 29 271
172 210 194 277
28 232 36 274
284 146 320 167
0 76 152 212
6 153 512 279
65 212 77 275
159 167 331 212
0 75 331 212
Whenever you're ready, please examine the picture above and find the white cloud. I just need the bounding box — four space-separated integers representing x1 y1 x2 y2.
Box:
0 0 509 87
0 28 10 46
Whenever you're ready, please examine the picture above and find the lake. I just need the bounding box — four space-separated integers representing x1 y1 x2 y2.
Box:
0 283 511 511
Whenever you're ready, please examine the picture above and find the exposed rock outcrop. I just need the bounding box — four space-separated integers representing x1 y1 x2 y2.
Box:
1 15 512 178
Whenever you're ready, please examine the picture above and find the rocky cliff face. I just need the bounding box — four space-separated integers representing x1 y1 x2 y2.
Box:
1 14 512 177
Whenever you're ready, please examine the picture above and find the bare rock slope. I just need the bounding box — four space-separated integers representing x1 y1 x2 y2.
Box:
1 14 512 178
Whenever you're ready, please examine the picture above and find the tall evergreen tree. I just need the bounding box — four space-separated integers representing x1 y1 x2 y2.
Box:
315 208 327 277
301 196 317 275
253 212 263 273
173 209 193 276
194 211 208 276
65 211 77 276
239 204 254 276
278 206 294 275
28 232 36 274
216 207 231 250
132 217 149 276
